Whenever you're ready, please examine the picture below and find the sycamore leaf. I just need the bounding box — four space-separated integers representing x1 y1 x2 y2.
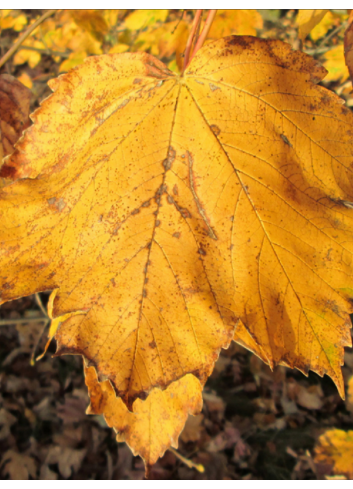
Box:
1 36 353 415
314 429 353 479
0 74 31 158
85 365 202 468
296 9 329 41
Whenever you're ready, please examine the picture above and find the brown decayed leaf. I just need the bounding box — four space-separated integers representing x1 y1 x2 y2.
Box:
85 366 202 467
1 36 353 414
296 10 329 41
314 429 353 478
1 450 37 480
0 74 31 158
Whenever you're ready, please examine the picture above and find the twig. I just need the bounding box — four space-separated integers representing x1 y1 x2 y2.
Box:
30 319 50 365
190 9 217 61
169 447 205 473
0 9 56 69
318 20 348 48
304 46 337 55
0 317 48 326
17 45 70 58
35 293 48 318
183 9 203 72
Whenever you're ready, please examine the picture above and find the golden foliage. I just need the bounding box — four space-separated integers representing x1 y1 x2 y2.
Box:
323 45 349 82
314 429 353 479
0 9 27 31
1 32 353 467
85 366 202 467
124 9 169 31
296 9 329 41
207 9 263 39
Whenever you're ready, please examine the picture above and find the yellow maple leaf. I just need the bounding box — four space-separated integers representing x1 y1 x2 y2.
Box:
314 429 353 478
1 37 353 463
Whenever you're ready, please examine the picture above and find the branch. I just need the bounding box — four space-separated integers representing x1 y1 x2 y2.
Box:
0 9 56 69
183 10 203 72
191 9 217 60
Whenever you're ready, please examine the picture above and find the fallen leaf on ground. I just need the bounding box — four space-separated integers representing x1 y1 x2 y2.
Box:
1 450 37 480
180 413 204 443
314 429 353 479
85 366 202 468
44 445 86 479
0 408 17 441
296 384 324 410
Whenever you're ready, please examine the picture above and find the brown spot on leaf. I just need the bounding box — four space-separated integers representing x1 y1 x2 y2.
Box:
210 124 221 136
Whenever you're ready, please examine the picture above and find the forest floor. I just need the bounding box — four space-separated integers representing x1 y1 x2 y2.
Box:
1 9 353 480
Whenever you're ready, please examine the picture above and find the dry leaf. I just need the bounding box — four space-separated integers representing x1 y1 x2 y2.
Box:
44 445 86 479
0 408 17 441
1 36 353 466
1 450 37 480
314 429 353 479
85 366 202 467
296 9 329 41
0 74 31 157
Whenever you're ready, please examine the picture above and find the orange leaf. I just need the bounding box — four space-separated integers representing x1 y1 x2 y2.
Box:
85 365 202 469
1 38 353 454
